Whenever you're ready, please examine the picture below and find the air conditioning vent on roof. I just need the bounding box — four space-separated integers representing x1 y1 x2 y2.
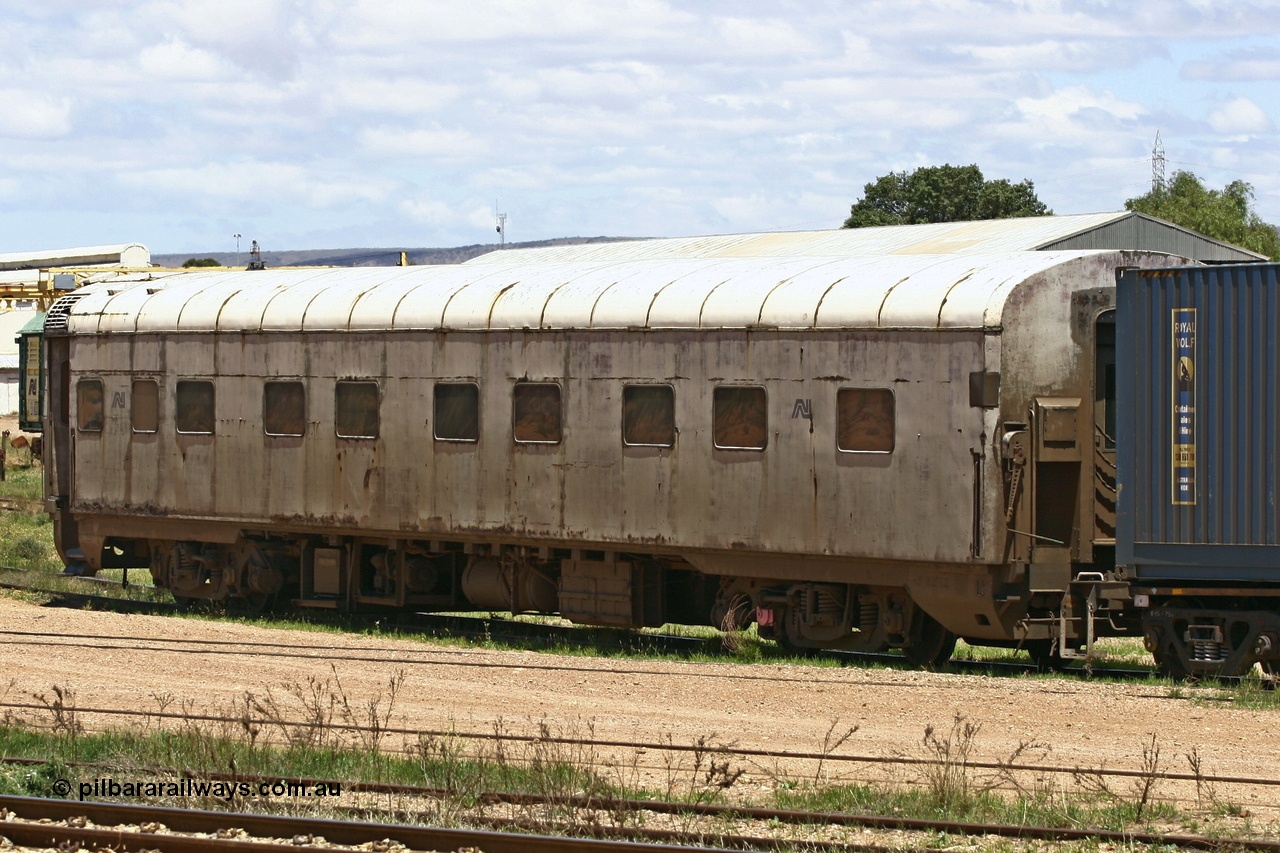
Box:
43 292 87 334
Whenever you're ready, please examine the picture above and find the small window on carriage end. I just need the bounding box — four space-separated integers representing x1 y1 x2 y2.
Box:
175 380 215 435
76 379 104 432
513 382 561 444
623 384 675 447
434 382 479 442
837 388 895 453
132 379 159 433
264 381 306 437
335 380 379 439
713 385 767 450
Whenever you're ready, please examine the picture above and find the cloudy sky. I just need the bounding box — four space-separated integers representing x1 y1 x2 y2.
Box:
2 1 1279 255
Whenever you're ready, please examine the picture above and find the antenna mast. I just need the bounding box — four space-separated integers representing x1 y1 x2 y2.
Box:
1151 130 1166 192
496 205 507 249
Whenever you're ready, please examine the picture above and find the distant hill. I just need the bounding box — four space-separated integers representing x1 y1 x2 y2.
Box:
152 236 640 269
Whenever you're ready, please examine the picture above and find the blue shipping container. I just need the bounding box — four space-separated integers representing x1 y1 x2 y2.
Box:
1117 262 1280 582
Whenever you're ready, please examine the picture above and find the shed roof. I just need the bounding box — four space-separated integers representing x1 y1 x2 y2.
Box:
63 249 1139 335
0 243 150 271
466 212 1263 264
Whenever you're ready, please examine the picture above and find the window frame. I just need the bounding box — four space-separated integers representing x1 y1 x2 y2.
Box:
836 387 896 454
263 379 307 438
175 379 216 435
76 378 104 433
512 381 563 445
621 383 676 448
433 381 480 443
712 384 768 451
131 378 160 434
334 379 380 440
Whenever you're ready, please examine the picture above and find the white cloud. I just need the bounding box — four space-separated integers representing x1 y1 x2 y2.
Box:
1183 47 1280 81
143 0 307 79
714 17 815 59
358 126 489 159
127 160 396 209
327 79 460 114
399 197 455 225
1208 97 1275 134
0 90 72 139
139 38 231 81
1009 86 1147 142
2 1 1280 250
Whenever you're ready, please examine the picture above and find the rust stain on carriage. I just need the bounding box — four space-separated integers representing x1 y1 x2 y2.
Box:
269 512 362 528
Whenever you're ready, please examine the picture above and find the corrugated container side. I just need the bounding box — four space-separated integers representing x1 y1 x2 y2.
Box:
1118 263 1280 581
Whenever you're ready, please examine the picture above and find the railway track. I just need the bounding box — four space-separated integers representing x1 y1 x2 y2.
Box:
0 627 1076 694
0 566 1164 682
0 794 775 853
2 771 1279 851
3 701 1275 793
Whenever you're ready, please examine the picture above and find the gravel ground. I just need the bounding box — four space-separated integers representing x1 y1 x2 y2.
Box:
2 596 1279 820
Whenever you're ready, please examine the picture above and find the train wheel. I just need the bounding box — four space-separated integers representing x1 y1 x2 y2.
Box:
1259 660 1279 690
1153 647 1191 681
774 630 818 658
903 614 956 670
227 591 271 615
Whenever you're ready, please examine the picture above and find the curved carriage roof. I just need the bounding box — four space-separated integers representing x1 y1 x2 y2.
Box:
61 249 1135 335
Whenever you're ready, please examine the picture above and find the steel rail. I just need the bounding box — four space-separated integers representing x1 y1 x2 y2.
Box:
0 631 923 690
3 781 1279 853
20 625 1155 696
0 574 1162 683
0 794 903 853
2 695 1278 789
5 756 1279 838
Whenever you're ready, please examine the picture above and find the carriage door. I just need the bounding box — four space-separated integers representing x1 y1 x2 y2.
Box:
46 336 81 560
1031 394 1081 567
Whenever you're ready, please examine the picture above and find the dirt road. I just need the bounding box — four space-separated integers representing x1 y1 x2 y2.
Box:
2 596 1277 814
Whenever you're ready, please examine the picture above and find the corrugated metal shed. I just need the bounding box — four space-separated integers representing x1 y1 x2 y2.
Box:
0 243 150 271
64 250 1120 335
467 212 1263 265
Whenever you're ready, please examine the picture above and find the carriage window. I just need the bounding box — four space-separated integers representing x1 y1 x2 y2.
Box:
264 381 306 437
623 384 675 447
76 379 104 432
435 382 479 442
176 380 215 435
335 381 379 439
132 380 159 433
513 382 561 444
837 388 895 453
713 386 767 450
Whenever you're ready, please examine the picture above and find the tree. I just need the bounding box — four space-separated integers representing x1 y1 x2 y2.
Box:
1125 171 1280 260
182 257 221 268
843 163 1051 228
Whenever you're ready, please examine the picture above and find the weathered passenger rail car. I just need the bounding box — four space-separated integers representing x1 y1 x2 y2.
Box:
1118 262 1280 677
43 248 1180 665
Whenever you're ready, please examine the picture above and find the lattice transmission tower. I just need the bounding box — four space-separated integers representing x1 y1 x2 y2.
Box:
1151 130 1166 192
